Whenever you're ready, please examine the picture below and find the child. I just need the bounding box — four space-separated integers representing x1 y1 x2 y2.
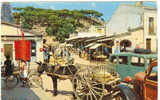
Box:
20 60 28 87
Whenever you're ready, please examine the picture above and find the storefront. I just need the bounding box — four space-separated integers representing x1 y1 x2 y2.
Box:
1 23 43 65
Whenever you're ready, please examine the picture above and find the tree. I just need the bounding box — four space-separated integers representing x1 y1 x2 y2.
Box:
12 7 104 42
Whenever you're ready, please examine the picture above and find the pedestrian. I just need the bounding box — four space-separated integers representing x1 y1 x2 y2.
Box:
20 60 28 87
64 48 67 57
104 47 109 58
78 48 81 58
4 55 13 77
43 48 49 63
60 49 63 57
115 41 120 54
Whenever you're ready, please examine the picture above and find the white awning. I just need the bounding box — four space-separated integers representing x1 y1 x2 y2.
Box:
98 38 113 42
90 43 102 49
85 43 96 48
66 44 73 47
66 36 80 41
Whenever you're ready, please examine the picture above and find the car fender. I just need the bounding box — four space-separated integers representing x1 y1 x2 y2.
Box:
116 84 141 100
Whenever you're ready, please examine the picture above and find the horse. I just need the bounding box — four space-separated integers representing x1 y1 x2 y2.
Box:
36 61 77 96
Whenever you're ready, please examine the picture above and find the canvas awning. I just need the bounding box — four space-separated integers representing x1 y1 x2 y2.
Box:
89 43 112 49
85 43 96 48
90 43 102 49
66 37 77 41
66 44 73 47
97 38 113 42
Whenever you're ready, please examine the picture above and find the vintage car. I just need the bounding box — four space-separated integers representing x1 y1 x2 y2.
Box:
109 52 157 80
133 59 157 100
115 59 157 100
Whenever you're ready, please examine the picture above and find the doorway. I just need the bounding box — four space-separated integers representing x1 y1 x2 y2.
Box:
4 44 13 60
31 40 36 62
146 39 151 50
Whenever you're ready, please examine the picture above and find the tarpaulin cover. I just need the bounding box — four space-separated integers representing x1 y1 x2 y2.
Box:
14 40 31 61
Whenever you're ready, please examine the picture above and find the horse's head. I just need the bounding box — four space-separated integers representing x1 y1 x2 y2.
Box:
36 61 47 75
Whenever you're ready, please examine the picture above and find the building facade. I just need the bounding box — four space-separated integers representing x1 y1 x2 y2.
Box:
1 23 43 65
106 2 157 53
143 10 157 52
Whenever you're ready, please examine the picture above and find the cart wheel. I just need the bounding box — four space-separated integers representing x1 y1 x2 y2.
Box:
72 70 104 100
6 75 19 89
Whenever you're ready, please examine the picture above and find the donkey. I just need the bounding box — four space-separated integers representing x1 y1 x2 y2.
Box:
36 61 77 96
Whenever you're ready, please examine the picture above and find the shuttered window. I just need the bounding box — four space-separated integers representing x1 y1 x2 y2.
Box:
149 17 154 34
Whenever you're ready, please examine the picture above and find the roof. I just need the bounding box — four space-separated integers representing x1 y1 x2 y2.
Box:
66 32 105 42
84 36 106 42
97 36 114 42
111 52 157 59
1 22 42 37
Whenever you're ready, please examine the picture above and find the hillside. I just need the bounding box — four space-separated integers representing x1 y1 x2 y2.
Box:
12 7 104 43
1 3 104 44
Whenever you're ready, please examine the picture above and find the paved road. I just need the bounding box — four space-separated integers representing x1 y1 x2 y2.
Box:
1 54 109 100
1 62 74 100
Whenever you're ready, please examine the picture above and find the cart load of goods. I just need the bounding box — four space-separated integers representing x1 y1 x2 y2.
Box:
49 57 66 65
93 71 115 83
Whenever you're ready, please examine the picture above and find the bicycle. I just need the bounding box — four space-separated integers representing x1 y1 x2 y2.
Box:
1 65 42 89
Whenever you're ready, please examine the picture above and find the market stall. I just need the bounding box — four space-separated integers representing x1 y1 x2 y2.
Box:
89 43 111 61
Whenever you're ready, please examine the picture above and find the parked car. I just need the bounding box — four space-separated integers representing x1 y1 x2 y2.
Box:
115 59 157 100
133 59 157 100
109 52 157 80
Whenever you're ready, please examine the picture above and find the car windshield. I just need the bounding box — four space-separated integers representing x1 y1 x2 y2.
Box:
148 65 157 82
151 66 157 73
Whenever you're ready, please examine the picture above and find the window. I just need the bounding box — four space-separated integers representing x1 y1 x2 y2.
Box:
148 66 157 81
131 56 145 67
110 56 117 63
31 40 36 56
97 29 102 33
119 56 128 65
149 17 154 34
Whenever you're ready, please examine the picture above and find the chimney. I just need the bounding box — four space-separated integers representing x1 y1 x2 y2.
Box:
135 1 143 7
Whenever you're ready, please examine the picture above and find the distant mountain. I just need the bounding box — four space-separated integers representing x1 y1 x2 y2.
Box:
1 2 14 24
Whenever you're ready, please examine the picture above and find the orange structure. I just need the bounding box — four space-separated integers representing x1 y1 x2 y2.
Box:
14 40 31 61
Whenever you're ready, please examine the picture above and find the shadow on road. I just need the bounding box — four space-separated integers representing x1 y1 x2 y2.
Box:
45 89 74 95
1 80 41 100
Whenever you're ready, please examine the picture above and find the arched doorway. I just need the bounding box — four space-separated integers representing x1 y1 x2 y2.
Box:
120 39 132 51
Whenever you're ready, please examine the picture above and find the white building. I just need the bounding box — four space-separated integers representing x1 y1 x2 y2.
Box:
106 2 157 52
1 23 43 64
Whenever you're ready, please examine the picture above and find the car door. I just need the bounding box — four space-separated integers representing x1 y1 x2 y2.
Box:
116 55 129 80
128 56 145 79
144 61 157 100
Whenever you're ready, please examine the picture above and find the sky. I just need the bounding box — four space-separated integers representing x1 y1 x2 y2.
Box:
10 1 157 21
